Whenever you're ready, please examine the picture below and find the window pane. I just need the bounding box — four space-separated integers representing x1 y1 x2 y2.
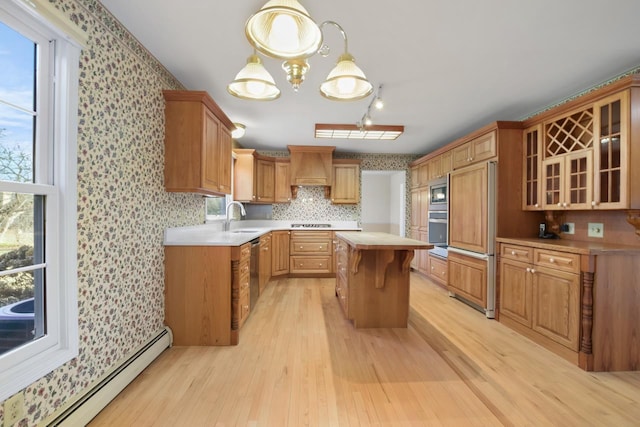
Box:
0 192 44 354
0 22 36 111
0 104 34 183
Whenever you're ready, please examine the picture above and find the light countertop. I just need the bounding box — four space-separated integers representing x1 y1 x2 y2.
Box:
336 232 433 250
164 220 360 246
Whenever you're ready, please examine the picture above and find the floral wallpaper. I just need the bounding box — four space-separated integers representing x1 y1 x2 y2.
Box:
0 0 204 425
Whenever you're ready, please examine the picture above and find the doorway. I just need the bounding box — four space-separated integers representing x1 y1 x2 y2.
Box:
360 170 406 236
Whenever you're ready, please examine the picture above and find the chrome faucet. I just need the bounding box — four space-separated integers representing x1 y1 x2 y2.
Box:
224 201 246 231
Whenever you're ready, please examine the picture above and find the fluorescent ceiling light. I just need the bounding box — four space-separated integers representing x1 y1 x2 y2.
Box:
315 124 404 140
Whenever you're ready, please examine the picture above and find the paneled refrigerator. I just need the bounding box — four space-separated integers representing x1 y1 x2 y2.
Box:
447 161 497 318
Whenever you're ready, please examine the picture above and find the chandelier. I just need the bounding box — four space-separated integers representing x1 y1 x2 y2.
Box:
227 0 373 102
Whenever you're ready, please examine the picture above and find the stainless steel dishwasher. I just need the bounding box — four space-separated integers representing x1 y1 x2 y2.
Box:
249 238 260 310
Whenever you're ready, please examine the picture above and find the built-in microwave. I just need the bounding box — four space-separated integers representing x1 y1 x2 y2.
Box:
428 177 448 210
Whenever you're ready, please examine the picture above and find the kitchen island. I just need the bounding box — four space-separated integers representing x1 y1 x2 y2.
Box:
335 232 433 328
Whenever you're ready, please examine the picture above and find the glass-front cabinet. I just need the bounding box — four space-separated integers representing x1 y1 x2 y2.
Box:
593 91 628 209
523 125 542 210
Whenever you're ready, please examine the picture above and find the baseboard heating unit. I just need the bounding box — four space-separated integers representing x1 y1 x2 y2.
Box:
46 327 172 426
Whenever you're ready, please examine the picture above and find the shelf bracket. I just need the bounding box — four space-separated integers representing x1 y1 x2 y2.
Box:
374 250 395 289
626 210 640 236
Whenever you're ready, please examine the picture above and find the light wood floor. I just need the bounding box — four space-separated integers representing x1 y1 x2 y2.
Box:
90 274 640 426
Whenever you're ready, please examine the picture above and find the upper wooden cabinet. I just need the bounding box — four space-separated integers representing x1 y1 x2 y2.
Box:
233 149 275 203
288 145 335 186
522 124 543 211
452 131 496 169
163 90 234 196
330 159 361 204
274 158 292 203
522 75 640 212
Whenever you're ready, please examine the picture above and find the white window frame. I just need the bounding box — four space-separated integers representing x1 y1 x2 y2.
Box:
0 0 83 401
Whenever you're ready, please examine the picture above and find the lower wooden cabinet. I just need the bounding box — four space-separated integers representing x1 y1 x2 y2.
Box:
259 233 272 294
289 230 334 275
271 230 290 276
499 242 580 352
427 254 447 287
447 251 487 309
164 243 251 346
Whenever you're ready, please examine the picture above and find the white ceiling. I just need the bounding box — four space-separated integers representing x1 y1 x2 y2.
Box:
100 0 640 155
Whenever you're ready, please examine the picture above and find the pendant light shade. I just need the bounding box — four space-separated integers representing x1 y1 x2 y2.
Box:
227 53 281 101
320 53 373 101
245 0 323 60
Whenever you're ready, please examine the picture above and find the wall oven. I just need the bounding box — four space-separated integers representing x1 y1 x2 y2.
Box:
427 176 448 258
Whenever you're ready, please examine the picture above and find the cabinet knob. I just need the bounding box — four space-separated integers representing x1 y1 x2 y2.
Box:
534 203 539 208
563 202 568 207
530 268 536 274
431 266 435 270
300 246 303 249
592 200 599 207
549 258 555 263
526 267 531 273
511 251 516 256
557 202 562 207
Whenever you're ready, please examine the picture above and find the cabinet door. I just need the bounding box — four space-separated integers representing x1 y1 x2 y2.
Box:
523 125 542 210
271 231 290 276
440 151 452 177
544 152 592 210
419 187 429 231
255 158 275 203
499 259 532 327
418 231 429 273
532 266 580 351
427 254 447 286
449 162 488 253
331 163 360 204
259 234 272 293
274 160 292 203
202 108 221 191
447 251 487 308
410 190 420 229
593 91 628 209
470 132 497 164
217 126 232 194
452 142 472 169
410 166 419 189
418 162 430 187
427 156 441 181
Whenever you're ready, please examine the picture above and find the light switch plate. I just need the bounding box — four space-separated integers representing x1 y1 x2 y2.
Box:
588 222 604 238
564 223 575 234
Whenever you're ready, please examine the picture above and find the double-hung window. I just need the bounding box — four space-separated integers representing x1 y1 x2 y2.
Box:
0 0 82 401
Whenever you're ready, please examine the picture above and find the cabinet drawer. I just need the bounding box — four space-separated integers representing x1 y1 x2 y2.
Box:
240 243 251 260
290 240 331 255
239 258 250 278
534 249 580 274
428 255 448 284
290 256 332 273
500 244 533 263
290 230 333 239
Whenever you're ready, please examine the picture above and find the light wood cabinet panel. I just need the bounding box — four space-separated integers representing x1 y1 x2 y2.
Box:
418 162 430 187
164 243 250 346
522 124 543 210
410 190 420 229
440 151 453 176
499 258 533 328
288 145 334 186
255 158 275 203
271 230 290 276
410 166 419 189
449 162 489 253
418 187 429 231
427 254 447 287
447 251 487 308
289 230 334 275
532 266 580 351
274 159 292 203
259 233 272 294
233 150 276 204
418 231 429 273
163 90 233 196
452 131 496 169
331 160 361 204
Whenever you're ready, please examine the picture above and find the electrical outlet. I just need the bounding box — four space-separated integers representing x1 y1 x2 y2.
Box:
563 223 575 234
588 222 604 238
4 393 25 427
